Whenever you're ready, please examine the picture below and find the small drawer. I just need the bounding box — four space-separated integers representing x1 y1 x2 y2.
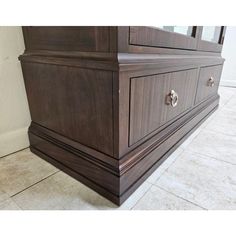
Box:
129 69 198 145
195 65 223 104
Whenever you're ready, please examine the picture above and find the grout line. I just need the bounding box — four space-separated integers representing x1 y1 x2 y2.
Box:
132 149 185 210
195 123 236 138
9 197 23 210
0 147 29 159
154 149 185 183
155 185 207 210
130 183 153 210
219 85 236 89
146 148 184 185
220 98 234 107
187 150 236 166
179 130 202 150
202 125 236 138
10 170 60 198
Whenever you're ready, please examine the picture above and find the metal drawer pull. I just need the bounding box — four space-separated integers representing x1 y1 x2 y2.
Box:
166 89 178 107
207 77 215 87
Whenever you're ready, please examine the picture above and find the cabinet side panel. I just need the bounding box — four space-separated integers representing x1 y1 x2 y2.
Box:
21 62 114 156
23 27 110 52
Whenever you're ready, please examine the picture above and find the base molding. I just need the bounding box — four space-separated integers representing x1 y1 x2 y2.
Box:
28 97 219 205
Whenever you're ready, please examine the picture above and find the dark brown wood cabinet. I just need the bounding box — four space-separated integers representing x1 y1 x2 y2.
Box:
19 26 226 205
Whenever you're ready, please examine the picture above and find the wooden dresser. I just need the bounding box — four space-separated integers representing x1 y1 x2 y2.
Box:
19 26 226 205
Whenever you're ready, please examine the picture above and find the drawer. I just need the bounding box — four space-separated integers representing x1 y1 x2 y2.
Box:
195 65 223 104
129 69 198 145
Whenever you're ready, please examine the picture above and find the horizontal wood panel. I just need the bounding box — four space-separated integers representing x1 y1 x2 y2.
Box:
129 69 198 145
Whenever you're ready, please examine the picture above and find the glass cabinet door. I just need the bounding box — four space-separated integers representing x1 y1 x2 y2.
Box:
201 26 222 43
197 26 226 52
157 26 194 37
129 26 226 52
129 26 199 50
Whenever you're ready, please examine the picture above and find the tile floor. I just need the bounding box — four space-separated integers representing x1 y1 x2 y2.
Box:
0 86 236 210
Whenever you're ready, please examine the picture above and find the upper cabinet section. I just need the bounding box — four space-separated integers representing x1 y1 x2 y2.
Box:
22 26 226 56
129 26 199 50
22 27 115 53
129 26 226 53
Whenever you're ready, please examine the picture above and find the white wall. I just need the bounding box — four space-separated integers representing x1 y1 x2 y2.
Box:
220 26 236 87
0 27 31 157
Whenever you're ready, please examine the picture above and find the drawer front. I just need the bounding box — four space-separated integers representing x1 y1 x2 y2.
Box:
195 65 223 104
129 69 198 145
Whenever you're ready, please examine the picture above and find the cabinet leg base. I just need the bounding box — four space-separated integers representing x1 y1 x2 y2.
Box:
28 100 219 206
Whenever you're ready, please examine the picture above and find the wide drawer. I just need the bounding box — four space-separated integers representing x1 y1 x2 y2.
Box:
129 69 198 145
195 65 223 104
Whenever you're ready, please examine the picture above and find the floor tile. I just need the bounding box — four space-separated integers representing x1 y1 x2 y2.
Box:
179 107 222 150
0 198 21 210
0 188 10 203
218 86 236 106
1 85 236 210
224 96 236 110
133 185 202 210
205 107 236 136
12 171 152 210
180 127 202 149
0 149 58 196
117 182 152 210
155 151 236 210
186 130 236 164
147 147 184 184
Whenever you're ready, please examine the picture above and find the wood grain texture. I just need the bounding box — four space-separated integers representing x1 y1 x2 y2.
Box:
195 64 223 104
23 26 111 52
129 26 199 50
120 98 219 195
197 26 226 52
29 132 120 195
21 62 114 156
19 26 226 206
28 96 219 205
129 69 198 145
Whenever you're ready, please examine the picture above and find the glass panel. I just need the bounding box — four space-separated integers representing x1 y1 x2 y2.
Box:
157 26 193 37
201 26 221 43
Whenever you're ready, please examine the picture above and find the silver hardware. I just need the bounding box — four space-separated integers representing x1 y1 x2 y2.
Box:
207 77 215 87
166 89 178 107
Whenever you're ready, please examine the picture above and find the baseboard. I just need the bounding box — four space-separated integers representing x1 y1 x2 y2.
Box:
0 127 29 157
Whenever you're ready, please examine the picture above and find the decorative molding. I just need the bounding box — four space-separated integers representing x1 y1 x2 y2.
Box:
29 101 218 205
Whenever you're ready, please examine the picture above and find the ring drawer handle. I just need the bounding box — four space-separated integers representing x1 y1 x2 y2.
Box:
166 89 178 107
207 77 215 87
